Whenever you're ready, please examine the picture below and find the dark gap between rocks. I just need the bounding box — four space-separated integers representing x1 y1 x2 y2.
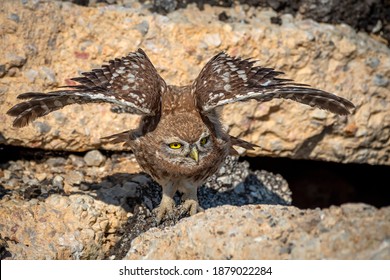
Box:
244 156 390 209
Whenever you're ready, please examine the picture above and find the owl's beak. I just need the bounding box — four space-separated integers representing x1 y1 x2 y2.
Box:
189 146 199 162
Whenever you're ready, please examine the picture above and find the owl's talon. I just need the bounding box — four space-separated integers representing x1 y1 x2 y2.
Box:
181 199 204 216
154 206 172 224
154 195 175 224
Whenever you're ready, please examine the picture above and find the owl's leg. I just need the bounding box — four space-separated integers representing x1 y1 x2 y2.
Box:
154 183 176 223
181 186 204 216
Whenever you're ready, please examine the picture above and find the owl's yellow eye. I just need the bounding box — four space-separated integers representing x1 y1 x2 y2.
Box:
200 136 209 146
169 142 182 149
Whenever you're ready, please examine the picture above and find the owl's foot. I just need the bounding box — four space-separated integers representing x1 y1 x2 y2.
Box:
181 199 204 216
154 195 175 224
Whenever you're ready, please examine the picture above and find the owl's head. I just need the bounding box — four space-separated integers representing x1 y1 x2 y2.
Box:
156 112 216 167
161 131 212 165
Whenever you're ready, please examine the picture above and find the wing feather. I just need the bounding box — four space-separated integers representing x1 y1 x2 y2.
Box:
192 52 355 115
7 49 166 127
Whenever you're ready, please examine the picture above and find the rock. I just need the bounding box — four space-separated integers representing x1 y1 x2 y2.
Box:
25 69 38 82
373 74 389 87
0 64 6 78
35 173 47 182
5 53 26 68
39 66 56 85
153 0 178 14
52 111 67 125
203 33 222 48
84 150 106 167
1 1 390 166
68 154 85 168
46 157 67 167
0 151 144 259
366 57 380 68
122 182 141 198
33 121 51 134
60 1 390 47
97 181 142 206
216 175 231 185
0 147 388 260
126 203 390 259
134 20 149 36
0 149 298 259
0 194 128 259
79 183 90 191
64 170 84 185
201 156 292 207
3 170 11 180
52 175 64 189
8 13 20 23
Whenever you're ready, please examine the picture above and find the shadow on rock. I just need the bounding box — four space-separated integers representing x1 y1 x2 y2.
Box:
0 149 292 259
79 156 292 259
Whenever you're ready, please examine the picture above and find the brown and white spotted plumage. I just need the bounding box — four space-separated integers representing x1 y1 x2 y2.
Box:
7 49 355 222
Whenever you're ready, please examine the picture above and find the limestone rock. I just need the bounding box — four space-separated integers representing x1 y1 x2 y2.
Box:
1 1 390 165
84 150 106 167
0 194 128 259
126 204 390 259
0 151 143 259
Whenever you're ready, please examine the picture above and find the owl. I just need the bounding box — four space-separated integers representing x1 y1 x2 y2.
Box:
7 49 354 222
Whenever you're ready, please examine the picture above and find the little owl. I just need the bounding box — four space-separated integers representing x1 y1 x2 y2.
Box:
7 49 354 222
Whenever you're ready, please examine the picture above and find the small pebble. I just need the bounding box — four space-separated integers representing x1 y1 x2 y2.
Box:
46 157 67 167
373 74 389 87
79 184 90 191
84 150 106 167
135 20 149 36
52 175 64 189
69 155 86 168
65 170 84 185
3 170 11 180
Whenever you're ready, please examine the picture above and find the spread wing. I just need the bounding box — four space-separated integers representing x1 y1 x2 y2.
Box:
7 49 166 127
192 52 355 115
229 135 259 155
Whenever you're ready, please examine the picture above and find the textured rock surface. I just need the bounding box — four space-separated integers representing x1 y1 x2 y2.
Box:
126 203 390 260
0 150 292 259
0 151 141 259
2 149 388 260
0 194 128 259
61 0 390 47
1 0 390 166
